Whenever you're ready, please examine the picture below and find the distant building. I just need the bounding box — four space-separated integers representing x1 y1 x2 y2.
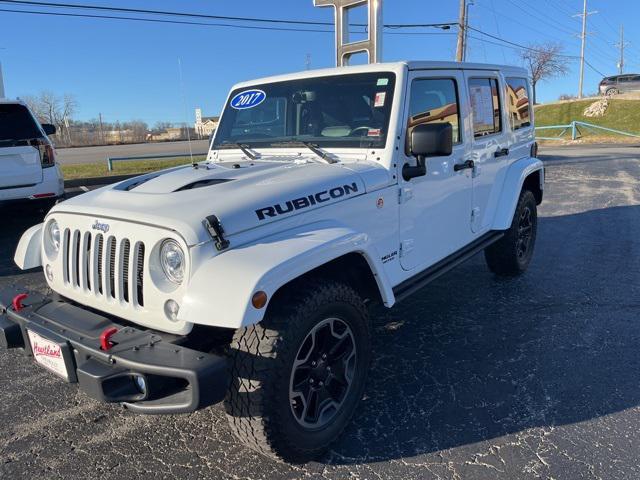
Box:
195 108 219 138
148 127 195 142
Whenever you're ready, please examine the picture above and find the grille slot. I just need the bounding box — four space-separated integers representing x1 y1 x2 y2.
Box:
108 237 116 299
135 243 145 307
62 229 145 307
122 239 130 303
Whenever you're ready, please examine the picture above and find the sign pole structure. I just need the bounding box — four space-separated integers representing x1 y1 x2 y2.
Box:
313 0 382 67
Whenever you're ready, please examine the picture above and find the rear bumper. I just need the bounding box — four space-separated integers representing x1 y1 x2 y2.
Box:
0 287 229 414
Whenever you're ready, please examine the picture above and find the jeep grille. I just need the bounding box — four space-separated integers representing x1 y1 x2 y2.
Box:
62 229 145 307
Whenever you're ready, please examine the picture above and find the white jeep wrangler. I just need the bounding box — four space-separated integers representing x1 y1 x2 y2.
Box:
2 61 542 462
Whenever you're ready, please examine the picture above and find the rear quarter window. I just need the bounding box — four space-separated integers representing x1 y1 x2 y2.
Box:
0 104 42 144
505 77 532 131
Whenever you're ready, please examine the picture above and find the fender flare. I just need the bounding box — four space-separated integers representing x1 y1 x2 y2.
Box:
492 157 544 231
180 221 394 329
14 223 43 270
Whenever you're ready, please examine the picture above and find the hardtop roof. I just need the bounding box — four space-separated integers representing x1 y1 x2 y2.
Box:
231 61 528 90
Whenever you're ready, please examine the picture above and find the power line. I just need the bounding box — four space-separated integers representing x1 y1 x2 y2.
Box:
0 0 457 29
0 7 336 32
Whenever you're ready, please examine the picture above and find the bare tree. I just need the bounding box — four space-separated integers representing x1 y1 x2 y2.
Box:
520 43 570 104
23 91 78 144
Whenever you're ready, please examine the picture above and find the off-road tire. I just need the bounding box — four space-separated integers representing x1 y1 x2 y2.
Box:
224 280 371 462
484 189 538 276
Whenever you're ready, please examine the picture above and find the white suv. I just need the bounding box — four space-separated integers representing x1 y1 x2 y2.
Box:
4 61 542 462
0 100 64 208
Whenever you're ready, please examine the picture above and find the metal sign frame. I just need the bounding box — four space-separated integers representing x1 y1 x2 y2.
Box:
314 0 382 67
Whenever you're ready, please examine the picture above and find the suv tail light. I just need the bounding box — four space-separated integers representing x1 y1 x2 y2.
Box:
530 142 538 158
36 140 56 168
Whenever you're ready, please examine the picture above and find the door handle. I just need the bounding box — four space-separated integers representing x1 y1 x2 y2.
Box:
494 148 509 158
454 160 474 172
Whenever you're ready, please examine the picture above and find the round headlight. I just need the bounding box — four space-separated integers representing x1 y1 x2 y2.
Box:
160 240 185 284
46 220 61 252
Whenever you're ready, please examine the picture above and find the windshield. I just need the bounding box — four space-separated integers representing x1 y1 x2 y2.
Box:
213 72 396 150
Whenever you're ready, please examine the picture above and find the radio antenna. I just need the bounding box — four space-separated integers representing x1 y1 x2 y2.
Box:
178 57 196 167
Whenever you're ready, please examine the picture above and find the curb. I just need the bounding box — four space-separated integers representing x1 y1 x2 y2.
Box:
64 174 137 188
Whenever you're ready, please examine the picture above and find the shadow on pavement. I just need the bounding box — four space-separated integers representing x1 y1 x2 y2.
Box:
318 205 640 464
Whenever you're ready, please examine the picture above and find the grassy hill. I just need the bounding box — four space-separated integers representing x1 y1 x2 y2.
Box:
534 99 640 139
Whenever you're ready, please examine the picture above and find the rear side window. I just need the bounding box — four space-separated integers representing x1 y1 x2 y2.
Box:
408 78 461 144
0 104 42 143
505 77 532 130
469 78 502 137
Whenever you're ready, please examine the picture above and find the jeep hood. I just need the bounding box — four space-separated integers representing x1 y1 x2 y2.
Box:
52 158 390 245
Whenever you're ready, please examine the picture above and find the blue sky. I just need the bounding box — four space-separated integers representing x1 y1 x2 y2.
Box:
1 0 638 125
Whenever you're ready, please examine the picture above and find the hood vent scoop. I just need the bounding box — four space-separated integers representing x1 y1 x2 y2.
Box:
174 178 234 192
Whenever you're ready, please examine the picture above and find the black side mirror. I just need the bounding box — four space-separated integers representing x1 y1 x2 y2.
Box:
403 123 453 181
42 124 56 136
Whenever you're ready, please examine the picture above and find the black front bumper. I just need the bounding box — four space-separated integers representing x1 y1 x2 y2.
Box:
0 288 229 414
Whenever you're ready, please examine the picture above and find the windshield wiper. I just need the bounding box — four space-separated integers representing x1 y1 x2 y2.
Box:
217 142 259 160
269 141 337 164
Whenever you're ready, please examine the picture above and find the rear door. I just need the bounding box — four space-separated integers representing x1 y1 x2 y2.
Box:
464 72 511 233
0 104 43 188
630 75 640 92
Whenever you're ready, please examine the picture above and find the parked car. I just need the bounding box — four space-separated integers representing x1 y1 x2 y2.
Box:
599 74 640 96
3 61 543 462
0 100 64 209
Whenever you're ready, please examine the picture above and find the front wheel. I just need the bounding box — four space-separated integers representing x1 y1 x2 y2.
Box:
485 189 538 276
224 281 371 462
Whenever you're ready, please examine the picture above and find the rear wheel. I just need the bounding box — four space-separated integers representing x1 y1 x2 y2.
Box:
224 281 371 462
485 189 538 276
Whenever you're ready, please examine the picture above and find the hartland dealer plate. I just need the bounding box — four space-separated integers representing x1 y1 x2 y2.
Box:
27 330 69 381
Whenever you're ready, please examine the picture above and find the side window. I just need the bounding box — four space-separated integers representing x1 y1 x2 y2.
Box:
408 78 461 144
505 77 532 130
469 78 502 137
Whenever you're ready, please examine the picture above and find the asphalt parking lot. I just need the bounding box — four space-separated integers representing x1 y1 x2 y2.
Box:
1 146 640 479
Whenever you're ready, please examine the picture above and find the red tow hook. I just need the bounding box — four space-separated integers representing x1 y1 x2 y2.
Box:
12 293 28 312
100 327 119 351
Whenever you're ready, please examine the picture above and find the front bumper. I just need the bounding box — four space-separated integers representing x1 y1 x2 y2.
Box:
0 287 229 414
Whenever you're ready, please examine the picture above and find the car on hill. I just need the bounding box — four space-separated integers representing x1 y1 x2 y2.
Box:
2 61 543 462
599 74 640 96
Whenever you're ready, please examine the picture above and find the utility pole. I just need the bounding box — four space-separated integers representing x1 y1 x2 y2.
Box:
98 113 105 144
0 62 5 98
614 24 629 75
456 0 465 62
462 1 474 61
574 0 597 99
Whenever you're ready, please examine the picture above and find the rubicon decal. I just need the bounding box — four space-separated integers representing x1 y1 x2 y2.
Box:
256 183 359 220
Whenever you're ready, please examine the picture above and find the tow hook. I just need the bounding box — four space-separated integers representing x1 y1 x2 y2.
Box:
100 327 119 351
12 293 28 312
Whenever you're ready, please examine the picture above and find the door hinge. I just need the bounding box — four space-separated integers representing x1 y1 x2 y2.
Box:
398 187 413 204
400 239 414 257
471 207 480 223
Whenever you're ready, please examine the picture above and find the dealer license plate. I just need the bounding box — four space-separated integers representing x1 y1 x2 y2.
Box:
27 330 69 381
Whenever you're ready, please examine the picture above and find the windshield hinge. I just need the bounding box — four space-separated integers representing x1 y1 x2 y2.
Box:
203 215 230 251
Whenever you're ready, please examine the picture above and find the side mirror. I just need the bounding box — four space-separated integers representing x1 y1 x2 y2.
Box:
403 123 453 181
42 124 56 136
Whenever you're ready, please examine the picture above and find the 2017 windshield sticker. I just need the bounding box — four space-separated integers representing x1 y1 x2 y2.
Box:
230 89 266 110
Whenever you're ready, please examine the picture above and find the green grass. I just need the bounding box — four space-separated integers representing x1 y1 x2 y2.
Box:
61 156 205 180
535 99 640 138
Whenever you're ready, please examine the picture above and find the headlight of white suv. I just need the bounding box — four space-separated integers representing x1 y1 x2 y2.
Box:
160 239 185 284
46 220 61 252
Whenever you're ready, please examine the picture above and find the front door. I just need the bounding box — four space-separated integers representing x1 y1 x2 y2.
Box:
399 71 474 271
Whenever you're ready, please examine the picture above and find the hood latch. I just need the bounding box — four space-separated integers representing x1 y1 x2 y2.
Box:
203 215 230 251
